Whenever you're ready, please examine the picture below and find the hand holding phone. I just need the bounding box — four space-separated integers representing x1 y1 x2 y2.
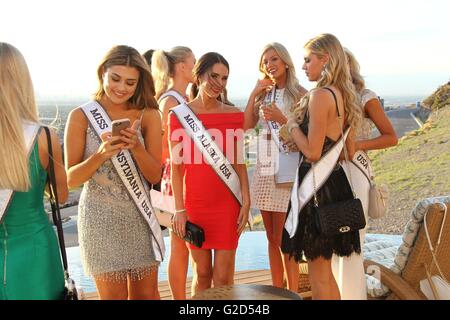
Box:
110 118 130 146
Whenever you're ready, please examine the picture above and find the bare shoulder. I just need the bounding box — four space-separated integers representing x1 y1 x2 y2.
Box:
309 88 335 105
37 126 60 153
159 96 182 112
67 106 88 127
222 104 242 114
141 107 162 126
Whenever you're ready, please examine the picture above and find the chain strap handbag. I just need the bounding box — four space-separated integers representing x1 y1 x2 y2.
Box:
311 88 366 236
43 126 82 300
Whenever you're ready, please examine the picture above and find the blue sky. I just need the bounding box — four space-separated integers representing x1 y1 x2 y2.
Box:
1 0 449 101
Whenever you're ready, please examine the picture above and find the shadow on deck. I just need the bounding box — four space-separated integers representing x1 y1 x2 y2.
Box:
84 269 312 300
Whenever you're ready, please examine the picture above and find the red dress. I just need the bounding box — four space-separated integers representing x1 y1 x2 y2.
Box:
169 112 244 250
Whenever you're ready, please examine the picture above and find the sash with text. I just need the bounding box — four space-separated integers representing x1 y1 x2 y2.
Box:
81 101 165 262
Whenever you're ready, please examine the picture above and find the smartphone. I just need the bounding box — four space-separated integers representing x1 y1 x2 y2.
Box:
110 118 130 145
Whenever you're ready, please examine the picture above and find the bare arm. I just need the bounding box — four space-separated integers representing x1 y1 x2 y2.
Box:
169 138 187 237
356 99 398 151
64 108 125 188
160 96 180 163
289 89 334 162
230 129 250 235
38 128 68 203
243 79 273 130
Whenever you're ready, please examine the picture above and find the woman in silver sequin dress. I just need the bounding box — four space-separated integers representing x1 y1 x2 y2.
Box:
64 45 163 300
243 43 307 291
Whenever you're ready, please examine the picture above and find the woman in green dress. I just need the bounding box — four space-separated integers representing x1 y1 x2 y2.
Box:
0 42 68 300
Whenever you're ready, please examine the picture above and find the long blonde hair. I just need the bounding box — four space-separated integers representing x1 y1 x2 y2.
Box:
94 45 158 110
0 43 39 191
255 42 305 115
293 34 362 131
151 46 192 100
344 48 365 95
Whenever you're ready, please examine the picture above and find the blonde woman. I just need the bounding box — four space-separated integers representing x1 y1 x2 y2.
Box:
65 45 163 300
280 34 364 300
152 46 196 300
330 48 398 300
243 43 307 291
0 43 68 299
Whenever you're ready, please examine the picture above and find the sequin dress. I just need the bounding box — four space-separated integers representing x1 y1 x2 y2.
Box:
78 126 159 281
250 88 293 213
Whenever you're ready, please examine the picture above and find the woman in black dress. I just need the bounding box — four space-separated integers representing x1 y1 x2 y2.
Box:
280 33 363 300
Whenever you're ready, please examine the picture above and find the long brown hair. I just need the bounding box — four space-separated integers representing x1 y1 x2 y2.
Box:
190 52 234 106
94 45 158 110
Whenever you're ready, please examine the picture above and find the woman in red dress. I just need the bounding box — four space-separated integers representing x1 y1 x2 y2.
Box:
169 52 250 296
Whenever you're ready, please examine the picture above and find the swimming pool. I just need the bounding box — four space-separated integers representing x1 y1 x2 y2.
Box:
66 231 402 293
66 230 270 293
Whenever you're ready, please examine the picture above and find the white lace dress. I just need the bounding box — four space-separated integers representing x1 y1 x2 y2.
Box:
250 88 294 213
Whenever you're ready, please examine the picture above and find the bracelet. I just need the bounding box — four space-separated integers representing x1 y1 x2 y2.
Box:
175 209 186 214
287 121 300 134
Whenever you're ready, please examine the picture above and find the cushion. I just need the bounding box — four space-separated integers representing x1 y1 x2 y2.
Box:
365 195 450 298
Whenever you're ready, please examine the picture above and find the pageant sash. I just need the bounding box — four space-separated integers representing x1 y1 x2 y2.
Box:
0 122 40 223
171 103 243 206
285 127 350 238
350 150 372 184
158 90 186 104
81 101 165 262
265 87 290 153
265 87 300 184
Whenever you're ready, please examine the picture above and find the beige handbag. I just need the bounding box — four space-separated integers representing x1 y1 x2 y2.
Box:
366 155 389 219
368 181 389 219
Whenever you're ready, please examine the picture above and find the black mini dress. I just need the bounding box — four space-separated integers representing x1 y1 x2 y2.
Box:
281 96 362 262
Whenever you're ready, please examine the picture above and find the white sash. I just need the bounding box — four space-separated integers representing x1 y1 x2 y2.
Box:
350 150 372 183
265 87 290 153
265 87 300 184
170 103 243 206
0 122 40 223
81 101 165 262
158 90 186 104
285 128 350 238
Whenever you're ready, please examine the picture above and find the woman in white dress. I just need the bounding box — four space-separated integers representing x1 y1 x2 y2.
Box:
151 46 196 300
243 43 307 291
331 48 398 299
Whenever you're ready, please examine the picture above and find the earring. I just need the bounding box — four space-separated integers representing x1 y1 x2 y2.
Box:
286 65 289 69
321 64 327 77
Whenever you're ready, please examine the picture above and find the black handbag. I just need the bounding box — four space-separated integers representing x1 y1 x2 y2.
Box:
44 126 80 300
184 221 205 248
311 88 366 236
314 197 366 236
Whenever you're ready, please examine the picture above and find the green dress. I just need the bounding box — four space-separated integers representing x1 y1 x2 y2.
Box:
0 141 64 300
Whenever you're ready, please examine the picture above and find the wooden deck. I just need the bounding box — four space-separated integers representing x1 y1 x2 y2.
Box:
84 269 312 300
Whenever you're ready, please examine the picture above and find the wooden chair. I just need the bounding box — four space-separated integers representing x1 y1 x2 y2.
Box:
364 200 450 300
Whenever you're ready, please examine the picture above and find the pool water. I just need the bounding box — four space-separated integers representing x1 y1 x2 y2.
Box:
66 230 270 293
66 231 402 293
